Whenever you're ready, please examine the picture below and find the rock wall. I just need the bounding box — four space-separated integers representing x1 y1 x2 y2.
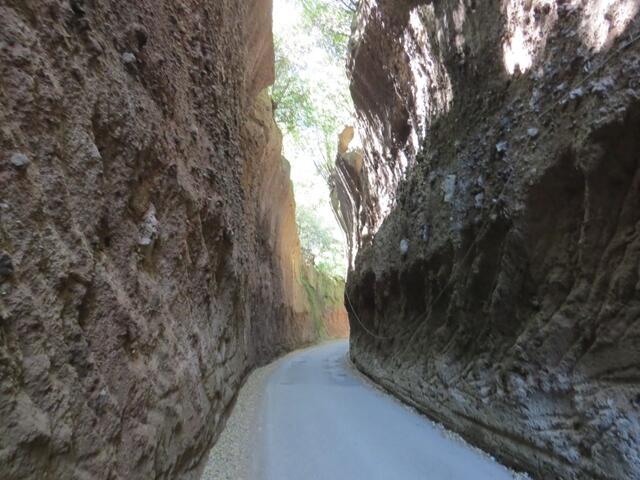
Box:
300 259 350 340
339 0 640 478
0 1 346 479
331 126 365 268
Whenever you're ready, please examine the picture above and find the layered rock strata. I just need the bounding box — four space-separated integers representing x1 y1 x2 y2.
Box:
337 1 640 478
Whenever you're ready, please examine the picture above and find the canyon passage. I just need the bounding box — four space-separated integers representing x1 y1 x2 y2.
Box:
2 1 640 480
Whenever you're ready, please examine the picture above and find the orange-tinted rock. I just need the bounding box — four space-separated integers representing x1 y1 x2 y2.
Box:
0 1 345 479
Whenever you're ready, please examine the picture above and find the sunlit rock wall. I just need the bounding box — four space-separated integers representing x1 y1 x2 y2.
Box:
300 257 350 339
0 0 345 479
340 0 640 478
331 126 364 268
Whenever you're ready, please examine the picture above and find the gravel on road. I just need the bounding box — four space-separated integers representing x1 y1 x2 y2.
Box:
200 360 278 480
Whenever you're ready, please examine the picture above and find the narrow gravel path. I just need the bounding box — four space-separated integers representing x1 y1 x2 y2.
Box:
202 340 528 480
201 360 278 480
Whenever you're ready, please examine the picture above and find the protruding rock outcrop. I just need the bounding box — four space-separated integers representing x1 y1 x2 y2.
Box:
330 126 365 268
338 1 640 478
0 1 346 479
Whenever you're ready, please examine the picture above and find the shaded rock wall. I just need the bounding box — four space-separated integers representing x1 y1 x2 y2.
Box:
0 1 346 479
340 0 640 478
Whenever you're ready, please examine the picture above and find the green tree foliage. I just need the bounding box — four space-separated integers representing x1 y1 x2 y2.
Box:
271 36 352 154
296 200 346 276
271 1 355 177
299 0 357 59
271 0 357 278
271 36 316 141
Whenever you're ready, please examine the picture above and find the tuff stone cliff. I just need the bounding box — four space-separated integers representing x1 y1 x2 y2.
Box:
336 0 640 478
300 257 350 339
0 1 346 479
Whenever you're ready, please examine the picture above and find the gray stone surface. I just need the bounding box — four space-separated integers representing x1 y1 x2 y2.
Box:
334 1 640 479
253 341 520 480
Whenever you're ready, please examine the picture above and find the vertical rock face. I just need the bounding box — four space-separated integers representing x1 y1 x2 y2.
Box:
0 1 346 479
331 126 365 268
300 259 350 339
339 0 640 478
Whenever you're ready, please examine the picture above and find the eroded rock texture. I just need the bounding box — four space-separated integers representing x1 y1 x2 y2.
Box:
300 259 350 339
0 1 346 479
338 0 640 478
